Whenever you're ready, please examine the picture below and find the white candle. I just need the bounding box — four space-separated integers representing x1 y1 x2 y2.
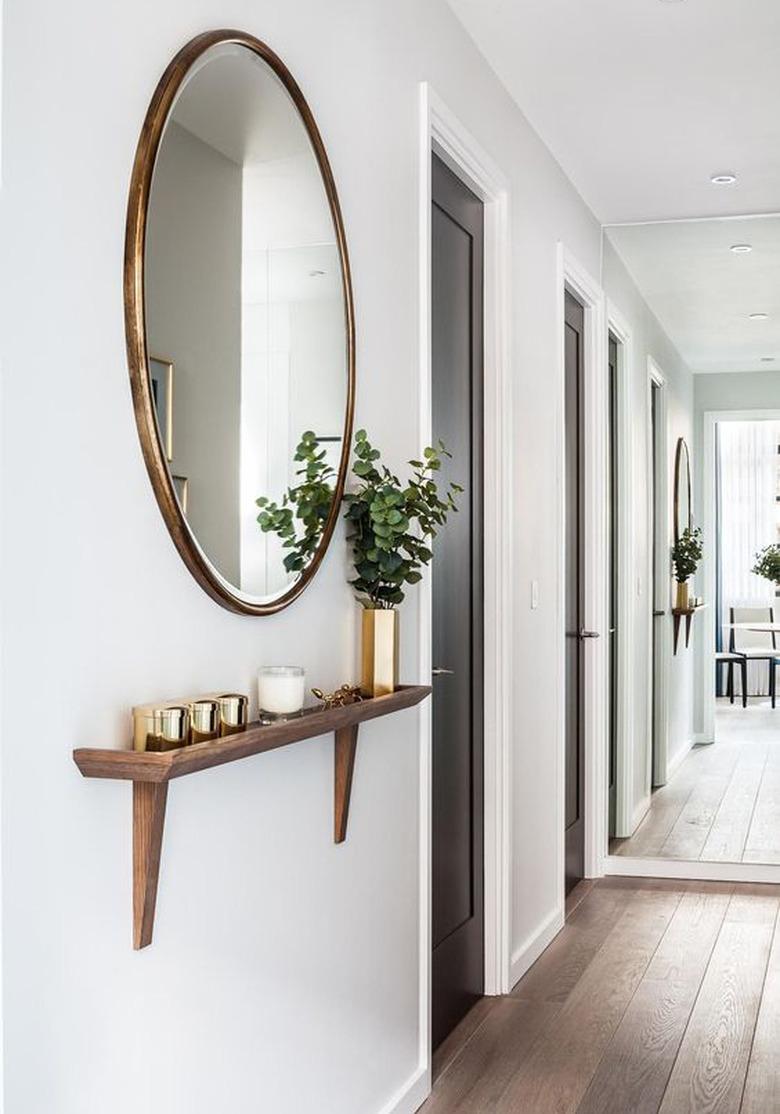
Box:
258 666 305 716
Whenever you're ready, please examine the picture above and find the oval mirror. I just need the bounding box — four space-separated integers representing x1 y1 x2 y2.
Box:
674 437 692 542
125 31 355 614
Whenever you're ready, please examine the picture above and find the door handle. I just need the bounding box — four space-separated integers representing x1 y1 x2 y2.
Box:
579 629 600 640
653 610 666 617
432 668 454 676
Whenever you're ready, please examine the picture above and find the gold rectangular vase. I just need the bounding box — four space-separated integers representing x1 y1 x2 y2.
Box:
361 609 399 697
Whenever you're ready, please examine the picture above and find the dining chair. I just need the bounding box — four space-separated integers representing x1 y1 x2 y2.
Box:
729 606 780 708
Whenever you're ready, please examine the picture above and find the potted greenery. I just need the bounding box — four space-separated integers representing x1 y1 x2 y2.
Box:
671 525 703 610
344 430 461 695
752 544 780 589
257 429 461 696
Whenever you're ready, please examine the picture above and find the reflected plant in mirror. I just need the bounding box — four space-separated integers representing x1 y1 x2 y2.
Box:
255 431 337 575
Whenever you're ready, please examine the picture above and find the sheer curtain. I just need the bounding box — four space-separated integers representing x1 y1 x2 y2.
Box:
719 419 780 695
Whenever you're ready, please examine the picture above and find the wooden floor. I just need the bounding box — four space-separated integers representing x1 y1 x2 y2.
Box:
611 701 780 863
423 877 780 1113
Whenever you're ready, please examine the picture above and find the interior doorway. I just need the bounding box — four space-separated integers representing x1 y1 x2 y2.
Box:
564 290 586 894
430 153 485 1049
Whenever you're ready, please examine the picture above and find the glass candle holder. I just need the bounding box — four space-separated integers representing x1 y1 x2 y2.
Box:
258 666 305 720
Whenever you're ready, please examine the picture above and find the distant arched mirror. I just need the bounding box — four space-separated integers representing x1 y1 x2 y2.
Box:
674 437 692 542
125 30 355 614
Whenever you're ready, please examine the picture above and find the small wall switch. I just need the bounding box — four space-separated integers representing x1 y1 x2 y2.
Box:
531 580 539 610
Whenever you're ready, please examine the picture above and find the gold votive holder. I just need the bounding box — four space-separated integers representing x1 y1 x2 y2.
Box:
133 705 190 752
217 693 249 737
190 699 220 744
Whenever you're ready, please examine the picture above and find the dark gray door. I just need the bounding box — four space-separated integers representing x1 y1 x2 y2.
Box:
431 154 484 1049
565 291 585 894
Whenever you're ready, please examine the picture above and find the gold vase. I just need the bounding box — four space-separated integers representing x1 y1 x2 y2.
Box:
675 581 690 611
361 608 399 697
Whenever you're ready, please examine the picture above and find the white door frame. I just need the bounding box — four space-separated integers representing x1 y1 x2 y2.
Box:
557 247 608 883
415 82 513 1096
606 304 636 839
648 358 671 789
700 408 780 743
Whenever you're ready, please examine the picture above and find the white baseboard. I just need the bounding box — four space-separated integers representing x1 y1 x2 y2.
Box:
694 732 714 745
379 1064 430 1114
631 794 651 833
508 905 565 990
604 855 780 884
666 738 694 780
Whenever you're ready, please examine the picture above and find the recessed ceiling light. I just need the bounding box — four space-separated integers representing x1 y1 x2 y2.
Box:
711 173 737 185
730 243 752 254
750 313 769 321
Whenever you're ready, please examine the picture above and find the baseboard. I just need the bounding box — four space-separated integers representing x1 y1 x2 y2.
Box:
694 732 714 745
508 904 565 990
666 738 694 780
603 855 780 884
378 1064 430 1114
631 794 651 833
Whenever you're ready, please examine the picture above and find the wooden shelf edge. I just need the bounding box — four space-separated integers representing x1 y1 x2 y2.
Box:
73 684 431 782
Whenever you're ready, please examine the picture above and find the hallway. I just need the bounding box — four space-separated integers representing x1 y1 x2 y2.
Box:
611 701 780 863
424 877 780 1113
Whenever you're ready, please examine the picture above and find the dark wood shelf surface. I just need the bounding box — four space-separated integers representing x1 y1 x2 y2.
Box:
73 684 431 950
74 684 430 783
672 604 707 654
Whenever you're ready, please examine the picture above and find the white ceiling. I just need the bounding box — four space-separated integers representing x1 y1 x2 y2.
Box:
607 217 780 373
447 0 780 225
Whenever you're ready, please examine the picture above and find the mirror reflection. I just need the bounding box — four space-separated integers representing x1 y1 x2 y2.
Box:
144 43 348 603
604 215 780 867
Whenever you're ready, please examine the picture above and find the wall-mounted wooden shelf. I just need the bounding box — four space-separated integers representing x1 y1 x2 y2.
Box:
73 684 430 949
672 603 707 654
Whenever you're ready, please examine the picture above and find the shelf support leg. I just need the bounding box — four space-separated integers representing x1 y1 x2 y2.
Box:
133 780 168 950
334 725 359 844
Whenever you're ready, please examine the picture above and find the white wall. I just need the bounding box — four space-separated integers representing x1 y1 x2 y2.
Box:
603 240 695 824
1 2 605 1112
146 121 243 586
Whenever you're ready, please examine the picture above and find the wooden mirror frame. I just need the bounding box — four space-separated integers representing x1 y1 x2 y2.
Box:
124 30 355 615
673 436 692 542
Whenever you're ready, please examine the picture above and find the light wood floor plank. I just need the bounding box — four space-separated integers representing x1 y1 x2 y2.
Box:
743 770 780 864
741 911 780 1113
511 883 632 1006
700 755 766 863
575 888 730 1114
657 893 777 1114
660 773 735 860
421 998 560 1113
494 888 683 1113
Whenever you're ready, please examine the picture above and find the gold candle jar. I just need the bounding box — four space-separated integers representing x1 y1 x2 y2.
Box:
218 693 249 737
190 699 220 744
133 705 190 752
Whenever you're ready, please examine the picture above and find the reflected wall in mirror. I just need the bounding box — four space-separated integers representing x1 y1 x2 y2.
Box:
604 213 780 868
126 31 354 614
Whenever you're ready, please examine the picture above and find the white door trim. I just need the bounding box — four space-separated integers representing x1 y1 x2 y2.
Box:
648 358 671 788
416 81 513 1093
606 303 636 839
557 246 608 883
